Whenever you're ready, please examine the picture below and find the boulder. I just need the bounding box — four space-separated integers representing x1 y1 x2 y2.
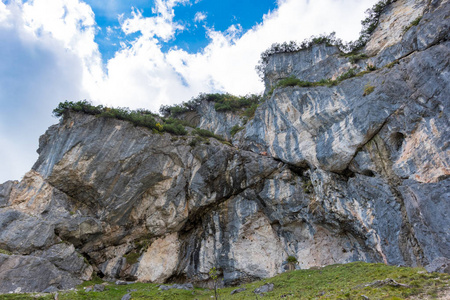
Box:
425 257 450 274
254 283 274 294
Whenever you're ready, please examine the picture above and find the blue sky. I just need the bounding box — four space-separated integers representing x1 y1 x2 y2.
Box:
0 0 378 183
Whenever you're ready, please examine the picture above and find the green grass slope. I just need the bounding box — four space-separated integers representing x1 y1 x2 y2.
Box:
2 262 449 300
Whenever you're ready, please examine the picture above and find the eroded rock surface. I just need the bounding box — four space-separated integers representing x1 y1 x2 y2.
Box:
0 0 448 293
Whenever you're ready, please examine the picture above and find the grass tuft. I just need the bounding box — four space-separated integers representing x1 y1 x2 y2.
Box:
364 84 375 96
0 249 12 255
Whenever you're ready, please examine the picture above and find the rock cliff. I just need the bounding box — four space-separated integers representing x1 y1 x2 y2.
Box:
0 0 448 293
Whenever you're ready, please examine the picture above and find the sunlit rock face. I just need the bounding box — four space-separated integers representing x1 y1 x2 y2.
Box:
0 0 449 293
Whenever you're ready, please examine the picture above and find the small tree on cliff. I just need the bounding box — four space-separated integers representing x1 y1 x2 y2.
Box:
286 255 299 271
209 267 220 300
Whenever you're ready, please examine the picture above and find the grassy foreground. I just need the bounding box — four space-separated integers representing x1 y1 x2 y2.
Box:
2 262 449 300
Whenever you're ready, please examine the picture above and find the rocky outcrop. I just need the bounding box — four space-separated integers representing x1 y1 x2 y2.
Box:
0 0 449 293
175 101 245 140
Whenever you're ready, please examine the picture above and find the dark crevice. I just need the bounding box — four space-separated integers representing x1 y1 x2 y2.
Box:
287 164 309 177
361 169 376 177
341 168 356 178
390 132 406 151
96 270 105 278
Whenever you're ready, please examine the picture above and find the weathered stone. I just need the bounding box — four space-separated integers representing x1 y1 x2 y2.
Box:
158 283 194 290
0 181 16 207
33 243 92 280
231 287 246 295
0 209 58 255
401 180 450 262
425 257 450 274
121 294 132 300
42 286 59 293
93 284 105 292
254 283 274 294
172 283 194 290
136 233 180 283
0 254 82 293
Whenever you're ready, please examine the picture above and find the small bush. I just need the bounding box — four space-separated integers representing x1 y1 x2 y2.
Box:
277 76 313 88
336 68 358 81
403 16 422 33
0 249 12 255
124 252 140 265
212 93 262 113
410 16 422 26
163 123 187 135
286 255 299 271
386 60 399 68
345 53 368 64
243 103 259 119
364 84 375 96
209 267 220 300
230 125 244 137
317 78 334 86
302 180 313 194
366 63 377 71
159 96 203 117
189 136 205 147
287 256 299 264
193 128 225 141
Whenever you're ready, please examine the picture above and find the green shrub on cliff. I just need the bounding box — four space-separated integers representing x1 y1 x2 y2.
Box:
403 16 422 33
230 124 244 137
159 93 262 118
193 128 224 141
0 249 12 255
53 100 187 136
363 84 375 96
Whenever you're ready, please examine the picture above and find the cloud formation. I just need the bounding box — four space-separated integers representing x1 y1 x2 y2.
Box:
0 0 377 182
0 0 88 182
194 11 207 22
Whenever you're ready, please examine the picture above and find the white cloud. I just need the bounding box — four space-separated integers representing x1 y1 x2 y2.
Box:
194 11 206 22
152 0 189 22
0 0 88 182
0 0 378 183
0 2 11 25
121 6 182 41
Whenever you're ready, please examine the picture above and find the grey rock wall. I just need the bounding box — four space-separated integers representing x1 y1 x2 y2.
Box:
0 0 448 293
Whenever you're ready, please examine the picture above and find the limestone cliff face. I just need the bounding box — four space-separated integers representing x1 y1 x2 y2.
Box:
0 0 449 293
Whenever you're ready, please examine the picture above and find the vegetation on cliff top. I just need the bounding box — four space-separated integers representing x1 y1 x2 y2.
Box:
53 101 233 143
3 262 449 300
159 92 262 118
256 0 398 79
53 100 189 136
